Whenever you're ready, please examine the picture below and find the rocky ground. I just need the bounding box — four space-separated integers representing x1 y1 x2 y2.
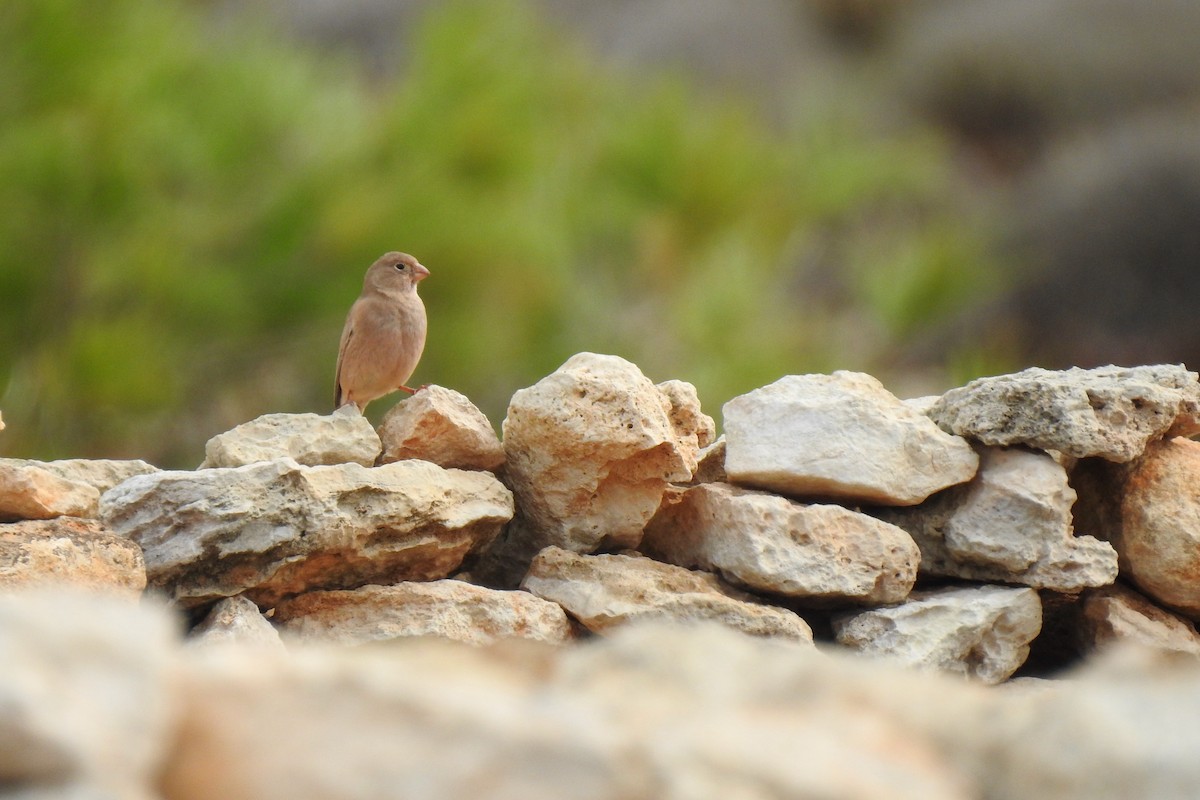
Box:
4 353 1200 798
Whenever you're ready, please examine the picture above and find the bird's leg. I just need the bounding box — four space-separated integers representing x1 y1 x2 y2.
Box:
397 384 431 395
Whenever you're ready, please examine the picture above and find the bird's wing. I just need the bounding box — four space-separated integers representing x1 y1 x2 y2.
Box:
334 310 356 410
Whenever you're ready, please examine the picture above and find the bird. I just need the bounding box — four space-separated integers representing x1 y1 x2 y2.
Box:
334 251 430 413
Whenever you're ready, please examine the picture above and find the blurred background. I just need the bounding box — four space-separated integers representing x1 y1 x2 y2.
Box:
3 0 1199 467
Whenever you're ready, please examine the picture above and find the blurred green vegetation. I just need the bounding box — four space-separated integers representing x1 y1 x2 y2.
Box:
0 0 1000 466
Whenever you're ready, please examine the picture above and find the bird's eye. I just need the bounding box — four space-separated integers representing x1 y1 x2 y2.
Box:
394 263 405 271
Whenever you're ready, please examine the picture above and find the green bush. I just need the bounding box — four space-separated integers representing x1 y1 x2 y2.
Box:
0 0 998 466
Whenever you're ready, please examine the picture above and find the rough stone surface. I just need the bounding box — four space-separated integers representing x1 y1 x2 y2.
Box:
654 378 717 472
874 446 1118 591
99 458 513 609
687 435 727 485
929 364 1200 462
377 385 505 471
1080 584 1200 657
274 581 572 647
3 458 159 494
834 585 1043 684
1073 437 1200 619
0 517 146 597
724 371 979 505
522 546 814 642
491 353 701 578
189 595 285 651
0 591 178 800
199 408 382 468
642 482 920 605
0 460 100 521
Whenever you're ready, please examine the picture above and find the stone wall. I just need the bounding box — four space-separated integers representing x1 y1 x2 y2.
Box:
3 354 1200 798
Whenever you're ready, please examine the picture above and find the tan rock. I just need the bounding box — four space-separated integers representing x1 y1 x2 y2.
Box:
3 458 158 494
654 378 717 473
189 595 285 651
0 590 178 800
489 354 698 580
875 446 1118 592
642 482 919 605
100 458 513 609
1080 583 1200 656
930 364 1200 462
0 517 145 598
1073 437 1200 619
522 546 813 642
274 581 572 647
377 385 504 471
0 460 100 521
688 435 727 484
724 371 978 505
200 408 382 468
833 586 1043 684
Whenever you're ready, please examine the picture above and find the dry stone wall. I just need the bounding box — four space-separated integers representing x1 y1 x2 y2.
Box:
3 354 1200 798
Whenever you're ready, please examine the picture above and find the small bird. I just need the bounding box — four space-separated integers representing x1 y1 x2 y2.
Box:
334 251 430 412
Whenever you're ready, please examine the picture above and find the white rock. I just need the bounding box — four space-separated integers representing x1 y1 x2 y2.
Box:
274 581 572 647
930 364 1200 462
641 482 920 605
377 385 505 471
189 595 285 651
1073 437 1200 619
521 546 813 642
833 585 1043 684
491 354 700 576
1080 584 1200 657
0 460 100 521
199 408 381 468
724 371 979 505
875 446 1118 591
3 458 158 494
0 517 146 598
99 458 513 609
0 591 178 799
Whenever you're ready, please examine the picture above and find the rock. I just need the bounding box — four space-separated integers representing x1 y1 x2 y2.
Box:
189 595 285 651
724 372 978 505
833 585 1043 684
274 581 572 647
874 446 1118 592
641 482 919 605
199 408 381 468
1080 584 1200 657
0 460 100 521
0 590 178 799
99 458 513 610
2 458 158 494
377 385 504 471
654 378 717 472
521 546 813 642
688 435 727 484
491 353 698 575
929 364 1200 462
1073 437 1200 619
0 517 146 597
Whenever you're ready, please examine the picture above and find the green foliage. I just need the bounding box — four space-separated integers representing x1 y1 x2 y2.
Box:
0 0 998 465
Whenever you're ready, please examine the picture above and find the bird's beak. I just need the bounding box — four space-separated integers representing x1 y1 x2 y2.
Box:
412 262 430 282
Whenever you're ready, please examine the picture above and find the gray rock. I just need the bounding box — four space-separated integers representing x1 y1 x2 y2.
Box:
199 408 381 468
724 371 978 505
929 364 1200 462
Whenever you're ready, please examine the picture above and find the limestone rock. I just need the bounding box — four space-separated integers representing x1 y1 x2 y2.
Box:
1074 437 1200 619
189 595 285 651
655 378 717 473
99 458 513 609
521 546 813 642
688 435 727 485
641 482 919 605
930 364 1200 462
833 585 1042 684
874 446 1118 592
496 353 696 562
0 591 178 799
274 581 572 647
724 371 978 505
199 408 381 468
377 385 504 471
0 460 100 521
3 458 158 494
0 517 146 597
1080 584 1200 657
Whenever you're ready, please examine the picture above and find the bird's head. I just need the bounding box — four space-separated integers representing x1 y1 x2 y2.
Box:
364 251 430 294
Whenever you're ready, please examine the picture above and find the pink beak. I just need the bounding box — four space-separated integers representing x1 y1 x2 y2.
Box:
412 262 430 282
